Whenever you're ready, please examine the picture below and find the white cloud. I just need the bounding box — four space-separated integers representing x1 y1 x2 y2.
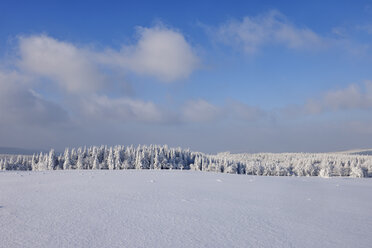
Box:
10 28 200 126
182 99 223 123
18 26 199 92
181 99 268 123
80 95 174 124
227 100 267 121
2 30 200 126
0 71 69 125
83 97 268 125
216 10 324 53
304 82 372 114
102 26 200 82
18 35 105 93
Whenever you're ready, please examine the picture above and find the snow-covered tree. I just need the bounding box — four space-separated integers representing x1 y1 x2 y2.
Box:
31 154 38 171
76 154 84 170
114 147 122 170
350 165 365 178
2 160 8 171
63 149 71 170
107 148 115 170
48 149 58 170
1 144 371 178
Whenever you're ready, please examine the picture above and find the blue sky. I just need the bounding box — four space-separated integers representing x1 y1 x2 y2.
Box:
1 0 372 153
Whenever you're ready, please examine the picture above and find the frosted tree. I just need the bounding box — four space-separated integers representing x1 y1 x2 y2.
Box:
141 149 150 169
124 147 134 169
92 155 100 170
47 149 58 170
2 160 8 170
2 144 372 177
114 147 122 170
350 165 365 178
107 148 115 170
149 149 154 170
135 150 143 170
35 153 43 170
225 161 238 174
15 156 22 167
70 148 77 167
275 163 286 176
63 149 71 170
159 150 168 169
169 149 176 169
333 160 346 177
57 155 64 170
191 155 201 171
201 158 208 171
318 167 330 178
122 160 130 170
223 158 230 173
76 154 84 170
31 154 38 171
366 161 372 177
178 159 185 171
255 162 264 176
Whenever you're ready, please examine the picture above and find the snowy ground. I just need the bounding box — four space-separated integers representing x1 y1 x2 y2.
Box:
0 171 371 248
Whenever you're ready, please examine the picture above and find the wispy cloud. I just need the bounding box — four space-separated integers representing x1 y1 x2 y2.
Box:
182 99 223 123
304 81 372 114
0 71 69 126
181 99 268 123
226 100 268 122
215 10 325 54
281 81 372 117
80 95 176 124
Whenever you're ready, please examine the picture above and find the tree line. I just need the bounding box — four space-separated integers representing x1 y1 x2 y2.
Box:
0 145 371 177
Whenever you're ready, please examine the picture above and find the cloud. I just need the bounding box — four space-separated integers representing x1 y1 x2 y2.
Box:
5 24 372 153
102 26 200 82
182 99 223 123
80 95 175 124
216 10 325 53
18 35 105 93
0 71 69 126
18 26 199 92
304 82 372 114
227 100 268 121
7 27 200 126
280 81 372 117
181 99 269 123
82 97 268 125
2 30 200 127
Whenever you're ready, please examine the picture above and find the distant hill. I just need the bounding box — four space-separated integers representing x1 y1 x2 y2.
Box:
334 149 372 156
0 147 48 155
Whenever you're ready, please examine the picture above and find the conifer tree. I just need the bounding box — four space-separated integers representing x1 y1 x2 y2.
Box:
63 149 71 170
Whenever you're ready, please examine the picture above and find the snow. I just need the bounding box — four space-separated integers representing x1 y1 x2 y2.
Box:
0 170 371 248
2 145 372 177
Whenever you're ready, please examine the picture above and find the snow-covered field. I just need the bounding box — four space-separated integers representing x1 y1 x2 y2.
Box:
1 171 371 248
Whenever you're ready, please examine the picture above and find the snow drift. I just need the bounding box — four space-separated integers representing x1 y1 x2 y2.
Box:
0 170 371 248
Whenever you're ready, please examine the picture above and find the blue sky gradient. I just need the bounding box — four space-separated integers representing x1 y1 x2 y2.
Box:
1 0 372 153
